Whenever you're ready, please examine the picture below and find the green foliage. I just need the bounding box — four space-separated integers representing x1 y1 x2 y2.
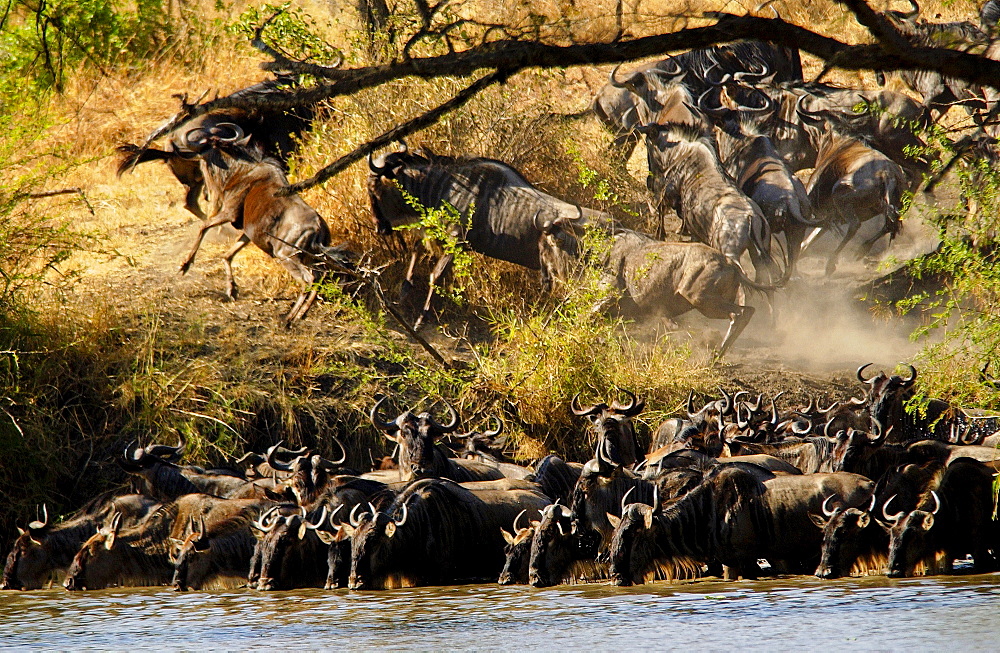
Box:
0 0 183 92
230 3 342 65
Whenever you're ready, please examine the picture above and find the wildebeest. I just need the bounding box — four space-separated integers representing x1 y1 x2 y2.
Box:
169 497 272 591
638 122 778 283
608 468 874 584
570 389 645 468
176 128 354 325
369 397 510 483
858 362 1000 443
344 477 550 589
802 124 907 274
185 128 353 313
881 457 997 577
366 143 610 327
115 75 318 218
2 495 158 590
812 494 886 579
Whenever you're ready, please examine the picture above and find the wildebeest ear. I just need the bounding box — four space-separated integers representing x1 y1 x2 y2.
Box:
808 513 828 529
339 523 356 538
606 513 621 529
297 523 308 540
856 513 871 529
385 522 397 538
643 510 653 530
16 526 25 536
921 514 934 531
874 519 894 533
501 528 515 545
315 530 335 545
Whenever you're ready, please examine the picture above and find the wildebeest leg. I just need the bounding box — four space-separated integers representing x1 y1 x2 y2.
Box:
179 208 238 274
183 181 207 220
414 253 454 331
221 235 251 301
825 220 860 275
400 250 419 303
688 289 754 356
285 271 327 327
784 223 805 280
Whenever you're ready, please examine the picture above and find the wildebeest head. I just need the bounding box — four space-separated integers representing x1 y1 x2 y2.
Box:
607 489 663 586
534 208 588 292
498 508 541 585
572 389 646 469
828 419 890 474
169 515 212 592
2 506 53 590
812 494 877 579
265 440 347 506
882 491 941 578
63 512 124 591
857 362 917 431
253 505 328 591
527 501 582 588
370 397 459 481
345 497 414 590
366 141 429 235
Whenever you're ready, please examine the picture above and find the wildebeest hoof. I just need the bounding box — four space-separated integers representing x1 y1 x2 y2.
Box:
179 262 192 275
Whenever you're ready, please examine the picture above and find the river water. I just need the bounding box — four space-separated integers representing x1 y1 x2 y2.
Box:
3 574 999 650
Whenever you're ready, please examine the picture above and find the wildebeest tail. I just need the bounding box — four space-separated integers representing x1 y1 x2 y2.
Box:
116 144 174 177
733 260 784 296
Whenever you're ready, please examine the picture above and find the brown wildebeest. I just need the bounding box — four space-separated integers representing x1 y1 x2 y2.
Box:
177 124 353 325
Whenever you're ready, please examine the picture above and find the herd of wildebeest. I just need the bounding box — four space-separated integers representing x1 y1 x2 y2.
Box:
5 1 1000 594
107 1 1000 351
3 362 1000 592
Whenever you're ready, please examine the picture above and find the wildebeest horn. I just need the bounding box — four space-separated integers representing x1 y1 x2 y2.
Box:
483 417 504 439
651 486 662 515
857 363 875 385
396 139 409 153
611 387 645 416
802 396 816 414
513 509 529 532
609 64 638 92
736 404 750 430
847 396 868 407
770 392 785 425
267 442 296 472
253 506 281 533
902 0 919 19
28 504 49 531
144 432 186 460
621 486 636 514
571 393 605 417
304 506 329 531
209 122 245 142
686 390 697 417
900 363 917 384
368 502 377 517
394 501 409 527
791 417 812 435
429 402 459 433
928 490 940 515
368 152 387 174
370 396 400 434
349 503 364 528
718 387 734 416
595 439 615 476
868 417 889 446
868 494 877 513
821 495 837 518
746 394 763 413
325 437 347 466
882 495 904 522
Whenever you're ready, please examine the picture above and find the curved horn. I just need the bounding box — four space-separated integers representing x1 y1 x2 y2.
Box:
595 439 615 476
532 209 548 233
868 416 889 446
770 391 785 426
902 0 920 19
326 437 347 466
28 504 49 531
718 387 734 416
651 485 662 514
621 486 636 514
900 363 917 385
928 490 940 515
513 509 529 533
791 417 813 435
746 394 763 413
304 506 329 531
686 390 697 417
209 122 245 142
571 393 605 417
266 442 296 473
611 387 645 417
868 493 877 513
736 404 750 430
822 494 837 518
882 495 905 522
182 128 210 150
349 503 364 528
857 363 876 385
368 151 387 174
394 500 409 527
144 432 187 460
609 64 637 92
429 401 459 433
482 417 504 439
370 396 400 434
802 396 816 415
253 506 281 533
847 396 868 407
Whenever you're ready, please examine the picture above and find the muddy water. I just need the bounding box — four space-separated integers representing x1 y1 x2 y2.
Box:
3 574 999 650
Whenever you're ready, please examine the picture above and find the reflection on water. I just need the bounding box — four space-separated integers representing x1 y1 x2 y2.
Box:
2 574 1000 650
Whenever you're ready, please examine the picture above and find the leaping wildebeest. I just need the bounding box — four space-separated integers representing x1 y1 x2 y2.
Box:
176 124 354 325
116 74 321 219
367 143 610 329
